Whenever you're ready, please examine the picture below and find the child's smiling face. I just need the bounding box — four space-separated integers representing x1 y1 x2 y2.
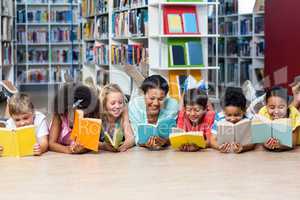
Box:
185 104 206 125
12 112 34 128
106 92 124 118
266 96 288 120
224 106 245 124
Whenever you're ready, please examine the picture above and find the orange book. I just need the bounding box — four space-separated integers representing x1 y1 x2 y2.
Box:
71 110 102 151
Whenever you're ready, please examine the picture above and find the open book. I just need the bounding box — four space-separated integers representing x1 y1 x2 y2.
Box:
169 128 206 150
104 128 124 150
251 117 293 147
71 110 102 151
217 119 252 145
137 118 176 145
0 125 36 157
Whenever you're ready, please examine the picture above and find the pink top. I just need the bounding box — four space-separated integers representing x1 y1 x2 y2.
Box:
50 113 72 146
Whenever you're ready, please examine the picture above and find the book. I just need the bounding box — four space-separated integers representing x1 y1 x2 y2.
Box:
70 110 102 152
169 128 206 150
217 119 252 145
137 118 176 145
186 41 203 65
170 45 185 66
0 125 37 157
167 14 183 33
251 118 293 147
104 128 124 149
182 13 198 33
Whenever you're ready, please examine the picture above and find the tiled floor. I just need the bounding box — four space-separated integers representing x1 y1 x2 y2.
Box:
1 147 300 200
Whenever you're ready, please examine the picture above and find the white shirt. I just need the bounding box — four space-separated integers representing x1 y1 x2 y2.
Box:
6 111 49 138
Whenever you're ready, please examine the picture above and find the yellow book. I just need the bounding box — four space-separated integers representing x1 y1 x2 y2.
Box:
0 125 36 157
71 110 102 152
167 14 183 33
169 128 206 150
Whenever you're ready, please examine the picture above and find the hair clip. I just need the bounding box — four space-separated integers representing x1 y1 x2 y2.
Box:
73 99 84 108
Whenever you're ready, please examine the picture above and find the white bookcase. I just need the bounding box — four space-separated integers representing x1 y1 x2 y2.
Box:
0 0 15 82
209 0 265 96
15 0 82 86
81 0 220 100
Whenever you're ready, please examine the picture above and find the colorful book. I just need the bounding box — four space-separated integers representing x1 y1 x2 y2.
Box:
0 125 36 157
71 110 102 152
104 128 124 150
169 45 185 66
170 128 206 150
137 118 176 145
251 118 293 147
182 13 198 33
167 14 183 33
186 41 203 65
217 118 252 145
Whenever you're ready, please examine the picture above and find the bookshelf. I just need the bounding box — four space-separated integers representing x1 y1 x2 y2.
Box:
82 0 110 88
0 0 15 83
15 0 82 86
209 0 265 96
147 0 219 101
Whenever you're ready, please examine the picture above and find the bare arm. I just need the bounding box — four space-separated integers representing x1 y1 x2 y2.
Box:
49 114 72 154
118 107 135 152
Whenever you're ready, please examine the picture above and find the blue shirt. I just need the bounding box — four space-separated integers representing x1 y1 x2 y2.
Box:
128 96 179 143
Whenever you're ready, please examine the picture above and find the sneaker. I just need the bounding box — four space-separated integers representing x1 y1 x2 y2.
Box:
0 80 18 98
242 80 257 101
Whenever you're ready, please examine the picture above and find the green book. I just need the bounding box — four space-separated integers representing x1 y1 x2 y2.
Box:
104 128 124 149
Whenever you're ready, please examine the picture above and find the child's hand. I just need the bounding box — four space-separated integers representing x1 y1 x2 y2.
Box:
145 136 166 150
103 143 119 153
219 143 232 153
33 143 42 156
69 142 86 154
264 138 281 150
0 146 3 156
179 144 200 152
232 143 243 153
118 140 132 152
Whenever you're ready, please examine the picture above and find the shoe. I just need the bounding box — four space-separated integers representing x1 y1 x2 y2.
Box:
0 80 18 99
242 80 257 101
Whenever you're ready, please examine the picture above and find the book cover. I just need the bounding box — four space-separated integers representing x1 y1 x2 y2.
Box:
217 119 251 145
71 110 102 151
104 128 124 149
251 118 293 147
137 118 176 145
167 14 183 33
170 128 206 150
170 45 185 66
186 41 203 66
182 13 198 33
0 125 36 157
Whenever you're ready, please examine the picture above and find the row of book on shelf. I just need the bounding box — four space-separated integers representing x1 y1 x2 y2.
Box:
17 8 78 23
82 0 109 17
17 27 79 43
16 66 82 84
113 0 148 10
17 48 80 64
112 8 148 38
85 42 109 65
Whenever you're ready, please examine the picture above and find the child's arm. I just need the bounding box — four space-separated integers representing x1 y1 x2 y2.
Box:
34 135 48 156
0 146 3 156
49 114 73 154
118 107 135 152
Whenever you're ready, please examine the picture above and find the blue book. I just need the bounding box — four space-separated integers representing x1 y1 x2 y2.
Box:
251 118 293 147
170 45 185 66
186 41 203 65
137 118 176 145
182 13 198 33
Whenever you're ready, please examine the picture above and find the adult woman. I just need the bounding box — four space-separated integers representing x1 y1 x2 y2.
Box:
129 75 179 150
